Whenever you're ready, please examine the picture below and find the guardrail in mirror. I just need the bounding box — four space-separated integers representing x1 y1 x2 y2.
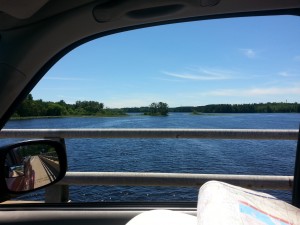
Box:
0 140 67 202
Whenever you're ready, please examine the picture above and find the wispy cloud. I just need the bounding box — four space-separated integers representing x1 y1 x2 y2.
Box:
294 55 300 62
106 96 163 108
36 87 81 91
44 76 93 81
278 71 299 77
104 92 175 108
154 77 183 82
162 68 234 81
278 72 290 77
57 95 85 100
107 99 148 108
239 48 256 58
204 87 300 97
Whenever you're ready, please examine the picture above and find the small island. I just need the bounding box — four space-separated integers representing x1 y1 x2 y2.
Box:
143 102 169 116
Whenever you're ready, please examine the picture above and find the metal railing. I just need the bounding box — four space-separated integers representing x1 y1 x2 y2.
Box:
0 128 298 140
0 128 297 203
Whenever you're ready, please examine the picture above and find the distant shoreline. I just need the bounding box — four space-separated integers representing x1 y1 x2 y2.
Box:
9 111 300 120
10 114 128 120
14 95 300 117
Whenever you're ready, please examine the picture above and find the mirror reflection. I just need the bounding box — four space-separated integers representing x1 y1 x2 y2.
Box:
5 143 60 192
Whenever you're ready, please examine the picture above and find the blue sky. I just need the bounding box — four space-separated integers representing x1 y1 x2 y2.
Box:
32 15 300 108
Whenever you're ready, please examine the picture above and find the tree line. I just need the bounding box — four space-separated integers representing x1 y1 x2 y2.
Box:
12 94 125 117
12 95 300 118
12 95 169 118
193 103 300 113
123 102 300 114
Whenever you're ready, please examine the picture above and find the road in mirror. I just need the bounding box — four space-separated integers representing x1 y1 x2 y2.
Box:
5 144 60 192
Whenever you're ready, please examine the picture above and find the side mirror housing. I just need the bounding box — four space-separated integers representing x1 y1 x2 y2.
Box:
0 139 67 202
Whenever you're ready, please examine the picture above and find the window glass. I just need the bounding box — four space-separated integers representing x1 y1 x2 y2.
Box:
5 15 300 203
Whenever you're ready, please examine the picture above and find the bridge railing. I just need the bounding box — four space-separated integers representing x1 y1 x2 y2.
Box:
0 128 297 203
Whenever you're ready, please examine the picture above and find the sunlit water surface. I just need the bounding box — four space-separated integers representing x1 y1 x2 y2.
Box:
3 113 299 203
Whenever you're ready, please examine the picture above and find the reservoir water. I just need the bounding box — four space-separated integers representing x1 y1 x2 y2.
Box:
3 113 300 203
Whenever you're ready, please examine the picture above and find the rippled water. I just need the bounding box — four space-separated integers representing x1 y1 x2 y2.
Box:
3 113 300 202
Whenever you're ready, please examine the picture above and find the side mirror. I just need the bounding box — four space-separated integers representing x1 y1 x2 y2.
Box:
0 140 67 202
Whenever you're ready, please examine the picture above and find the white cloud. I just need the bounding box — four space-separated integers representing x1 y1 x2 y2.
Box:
44 76 93 81
204 87 300 97
239 48 256 58
294 55 300 62
162 68 234 81
57 95 86 101
35 87 81 91
278 72 290 77
278 71 299 77
105 93 164 108
106 99 146 108
154 77 183 82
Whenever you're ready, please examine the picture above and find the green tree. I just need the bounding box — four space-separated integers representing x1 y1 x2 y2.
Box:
27 94 33 101
15 94 37 116
157 102 169 116
149 102 158 115
46 103 67 116
146 102 169 116
74 101 104 115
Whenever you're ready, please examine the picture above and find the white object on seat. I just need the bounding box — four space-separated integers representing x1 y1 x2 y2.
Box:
197 180 300 225
126 209 197 225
